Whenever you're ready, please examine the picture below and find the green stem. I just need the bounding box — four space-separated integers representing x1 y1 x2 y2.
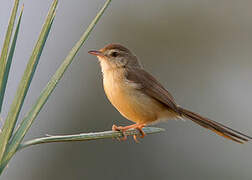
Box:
18 127 165 151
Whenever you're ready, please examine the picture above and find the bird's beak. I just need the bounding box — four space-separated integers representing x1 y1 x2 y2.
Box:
88 50 103 57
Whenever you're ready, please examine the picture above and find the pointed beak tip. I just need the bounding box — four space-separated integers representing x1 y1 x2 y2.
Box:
88 50 102 56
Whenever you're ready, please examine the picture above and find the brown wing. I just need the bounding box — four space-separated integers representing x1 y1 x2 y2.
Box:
126 68 180 114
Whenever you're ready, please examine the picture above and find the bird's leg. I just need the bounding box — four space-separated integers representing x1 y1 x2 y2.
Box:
112 123 146 142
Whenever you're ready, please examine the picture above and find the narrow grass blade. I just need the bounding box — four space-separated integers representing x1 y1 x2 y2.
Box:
0 0 58 165
0 0 20 113
0 6 24 112
0 0 111 172
17 127 165 151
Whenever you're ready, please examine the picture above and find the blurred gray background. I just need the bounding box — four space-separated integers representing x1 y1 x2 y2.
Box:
1 0 252 179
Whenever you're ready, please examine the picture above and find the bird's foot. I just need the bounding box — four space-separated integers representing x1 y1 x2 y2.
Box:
112 123 146 142
133 124 146 143
112 124 128 141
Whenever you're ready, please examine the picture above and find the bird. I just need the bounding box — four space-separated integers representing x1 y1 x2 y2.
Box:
88 43 252 143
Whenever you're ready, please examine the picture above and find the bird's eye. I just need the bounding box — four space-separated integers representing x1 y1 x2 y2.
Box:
110 51 119 57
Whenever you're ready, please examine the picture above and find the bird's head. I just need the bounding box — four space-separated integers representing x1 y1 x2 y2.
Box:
88 44 141 72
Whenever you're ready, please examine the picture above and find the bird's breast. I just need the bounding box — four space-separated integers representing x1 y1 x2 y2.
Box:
102 69 175 124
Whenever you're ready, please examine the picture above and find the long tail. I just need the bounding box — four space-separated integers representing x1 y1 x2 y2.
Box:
178 107 252 143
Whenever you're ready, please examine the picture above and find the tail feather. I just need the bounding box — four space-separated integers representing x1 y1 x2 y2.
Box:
178 107 252 144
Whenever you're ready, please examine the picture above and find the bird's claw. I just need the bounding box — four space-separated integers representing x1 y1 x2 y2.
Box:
112 124 146 142
112 124 127 141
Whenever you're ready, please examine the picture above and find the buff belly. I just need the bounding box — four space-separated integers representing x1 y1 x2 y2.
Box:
103 69 177 124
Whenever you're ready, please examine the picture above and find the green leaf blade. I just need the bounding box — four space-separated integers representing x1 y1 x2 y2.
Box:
0 0 111 172
0 5 24 112
0 0 20 112
0 0 58 165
